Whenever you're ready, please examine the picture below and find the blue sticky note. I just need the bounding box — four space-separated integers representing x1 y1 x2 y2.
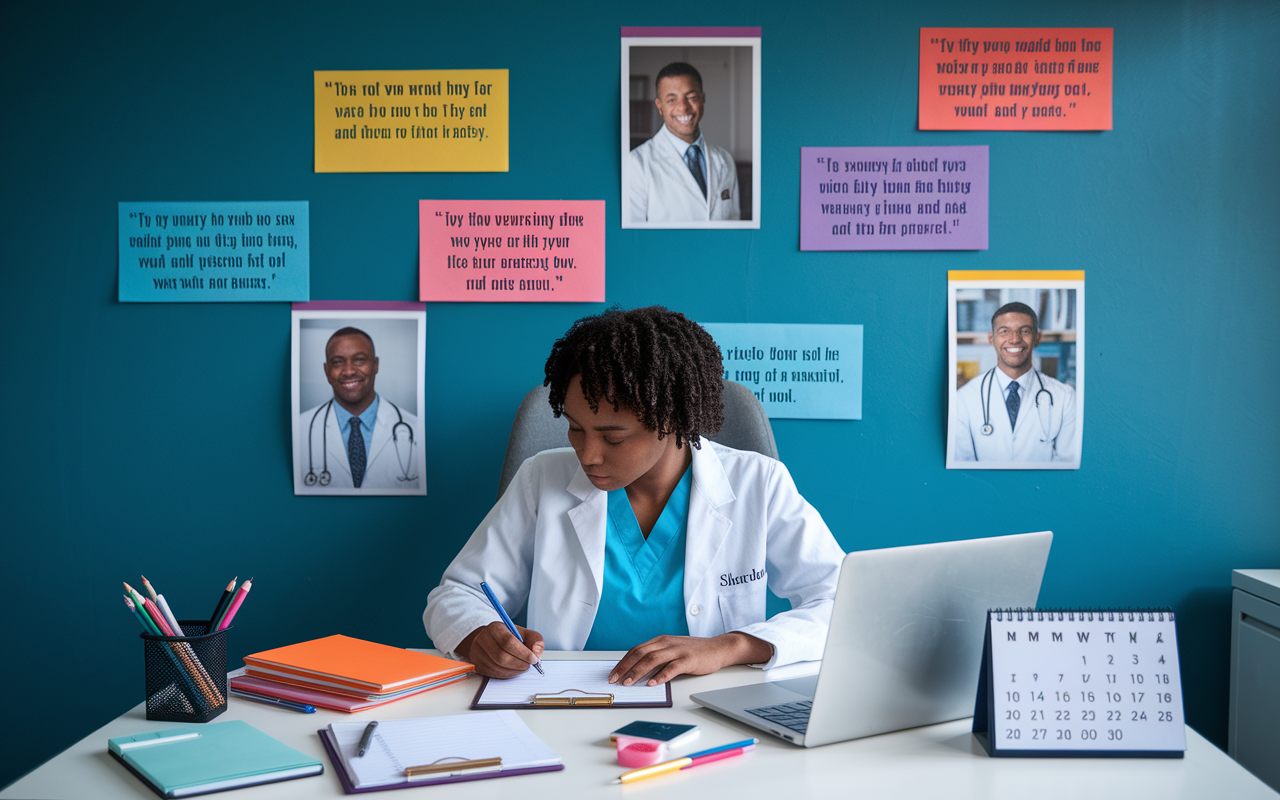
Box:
701 323 863 420
119 202 309 302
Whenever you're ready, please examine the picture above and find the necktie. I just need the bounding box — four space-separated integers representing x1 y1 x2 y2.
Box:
685 144 708 199
1006 381 1021 432
348 415 367 488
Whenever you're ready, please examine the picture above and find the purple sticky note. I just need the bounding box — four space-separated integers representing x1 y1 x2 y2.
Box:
800 146 988 251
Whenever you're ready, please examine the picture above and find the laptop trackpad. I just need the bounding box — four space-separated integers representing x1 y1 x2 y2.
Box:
771 675 819 698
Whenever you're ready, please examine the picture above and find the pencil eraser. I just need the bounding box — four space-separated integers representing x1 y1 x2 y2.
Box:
616 735 664 768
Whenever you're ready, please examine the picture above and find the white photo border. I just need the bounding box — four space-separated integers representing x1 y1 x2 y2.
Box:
291 305 427 496
945 276 1085 470
620 35 762 229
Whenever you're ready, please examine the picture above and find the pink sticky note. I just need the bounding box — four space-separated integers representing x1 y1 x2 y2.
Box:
419 200 605 302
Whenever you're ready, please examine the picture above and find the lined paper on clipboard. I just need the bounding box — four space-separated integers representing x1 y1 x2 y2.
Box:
471 660 670 708
326 711 560 789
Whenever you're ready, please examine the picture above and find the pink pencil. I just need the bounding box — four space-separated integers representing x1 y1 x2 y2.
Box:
217 578 253 631
143 597 177 636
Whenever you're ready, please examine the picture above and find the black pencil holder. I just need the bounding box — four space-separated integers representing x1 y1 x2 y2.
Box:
141 620 229 723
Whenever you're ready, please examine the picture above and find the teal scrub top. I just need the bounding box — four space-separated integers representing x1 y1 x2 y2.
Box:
583 467 693 650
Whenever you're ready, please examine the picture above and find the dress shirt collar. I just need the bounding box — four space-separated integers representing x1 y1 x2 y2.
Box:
658 123 706 162
333 394 379 436
993 368 1036 399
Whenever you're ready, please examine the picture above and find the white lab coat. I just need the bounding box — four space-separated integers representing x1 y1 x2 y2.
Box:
626 131 740 224
423 440 845 669
295 396 423 492
951 369 1077 464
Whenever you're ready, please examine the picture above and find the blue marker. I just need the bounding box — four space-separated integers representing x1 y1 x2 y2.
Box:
480 581 545 675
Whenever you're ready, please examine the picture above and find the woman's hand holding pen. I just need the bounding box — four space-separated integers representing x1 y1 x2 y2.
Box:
608 633 774 687
457 621 546 679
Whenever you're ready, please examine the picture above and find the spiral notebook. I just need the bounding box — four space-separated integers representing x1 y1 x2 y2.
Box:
972 607 1186 758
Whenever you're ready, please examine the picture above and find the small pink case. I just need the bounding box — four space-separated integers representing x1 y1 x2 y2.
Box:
615 735 666 768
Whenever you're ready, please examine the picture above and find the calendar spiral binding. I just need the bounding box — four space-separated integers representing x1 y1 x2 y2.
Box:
989 607 1175 623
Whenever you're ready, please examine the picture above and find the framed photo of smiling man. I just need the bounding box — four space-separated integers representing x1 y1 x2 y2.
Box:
291 301 427 495
621 27 761 228
946 271 1085 470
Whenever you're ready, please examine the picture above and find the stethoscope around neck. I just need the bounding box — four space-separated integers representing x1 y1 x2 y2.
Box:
979 367 1057 444
304 398 418 486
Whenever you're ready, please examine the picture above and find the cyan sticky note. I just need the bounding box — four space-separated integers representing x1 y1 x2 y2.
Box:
701 322 863 420
119 201 309 302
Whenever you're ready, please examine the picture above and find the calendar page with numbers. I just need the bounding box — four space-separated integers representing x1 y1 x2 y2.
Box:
973 609 1186 757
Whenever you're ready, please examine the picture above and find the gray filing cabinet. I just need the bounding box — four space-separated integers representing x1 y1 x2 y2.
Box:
1230 569 1280 791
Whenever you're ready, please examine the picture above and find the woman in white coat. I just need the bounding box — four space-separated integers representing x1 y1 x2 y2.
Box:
423 307 845 687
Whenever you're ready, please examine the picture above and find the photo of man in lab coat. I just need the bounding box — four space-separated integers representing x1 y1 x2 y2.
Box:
291 310 427 496
625 61 741 225
948 299 1081 469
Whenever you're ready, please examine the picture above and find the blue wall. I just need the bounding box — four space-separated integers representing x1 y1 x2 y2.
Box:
4 0 1278 788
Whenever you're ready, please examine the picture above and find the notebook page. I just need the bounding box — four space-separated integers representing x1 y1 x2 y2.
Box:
475 660 666 705
329 711 559 789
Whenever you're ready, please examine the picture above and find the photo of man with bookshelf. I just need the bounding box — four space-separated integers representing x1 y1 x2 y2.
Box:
621 33 759 228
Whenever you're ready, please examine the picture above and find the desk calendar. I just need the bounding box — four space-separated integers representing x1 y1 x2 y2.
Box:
973 609 1186 758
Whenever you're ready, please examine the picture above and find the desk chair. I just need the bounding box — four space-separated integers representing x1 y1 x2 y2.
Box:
497 380 778 499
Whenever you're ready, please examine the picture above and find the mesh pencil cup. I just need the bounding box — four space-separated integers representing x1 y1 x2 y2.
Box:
141 621 229 722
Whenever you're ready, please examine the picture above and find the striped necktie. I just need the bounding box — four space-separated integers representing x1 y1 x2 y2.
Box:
685 144 708 198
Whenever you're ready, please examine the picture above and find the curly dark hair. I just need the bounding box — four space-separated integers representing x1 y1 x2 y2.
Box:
544 306 724 449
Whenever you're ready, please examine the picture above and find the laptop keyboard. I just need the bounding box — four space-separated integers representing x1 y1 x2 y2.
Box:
745 699 812 734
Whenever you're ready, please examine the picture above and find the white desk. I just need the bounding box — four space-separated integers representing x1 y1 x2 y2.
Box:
4 651 1275 800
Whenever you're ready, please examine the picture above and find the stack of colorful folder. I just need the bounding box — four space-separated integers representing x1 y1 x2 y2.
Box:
230 635 475 713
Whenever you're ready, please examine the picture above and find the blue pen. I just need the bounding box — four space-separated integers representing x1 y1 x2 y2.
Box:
683 738 759 760
230 689 316 713
480 581 545 675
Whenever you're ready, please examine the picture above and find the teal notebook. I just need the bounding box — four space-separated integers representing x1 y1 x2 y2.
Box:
108 720 323 798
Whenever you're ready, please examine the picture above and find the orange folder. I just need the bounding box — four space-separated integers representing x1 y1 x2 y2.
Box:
243 635 474 695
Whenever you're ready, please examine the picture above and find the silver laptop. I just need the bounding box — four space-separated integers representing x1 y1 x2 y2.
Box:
691 531 1052 747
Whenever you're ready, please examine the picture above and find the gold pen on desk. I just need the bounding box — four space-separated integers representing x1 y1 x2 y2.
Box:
405 757 503 779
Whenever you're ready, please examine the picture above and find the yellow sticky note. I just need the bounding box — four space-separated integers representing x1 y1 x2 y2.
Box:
314 70 508 172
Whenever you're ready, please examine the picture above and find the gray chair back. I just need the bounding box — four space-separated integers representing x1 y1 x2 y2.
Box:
496 380 778 499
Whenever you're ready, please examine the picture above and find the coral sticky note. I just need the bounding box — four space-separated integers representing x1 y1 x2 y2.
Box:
919 28 1112 131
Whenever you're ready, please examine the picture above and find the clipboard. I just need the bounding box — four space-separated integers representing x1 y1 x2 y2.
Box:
318 730 563 794
468 660 672 709
470 677 672 709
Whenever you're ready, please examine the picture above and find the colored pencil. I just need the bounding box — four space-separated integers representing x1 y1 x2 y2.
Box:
144 575 185 635
207 577 236 632
124 594 160 636
130 584 224 706
142 596 176 636
616 738 758 784
140 575 160 604
143 596 222 705
682 738 759 760
125 595 208 712
216 577 252 631
155 595 184 637
125 584 162 633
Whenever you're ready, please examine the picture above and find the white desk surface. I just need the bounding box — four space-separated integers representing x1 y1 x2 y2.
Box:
4 651 1275 800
